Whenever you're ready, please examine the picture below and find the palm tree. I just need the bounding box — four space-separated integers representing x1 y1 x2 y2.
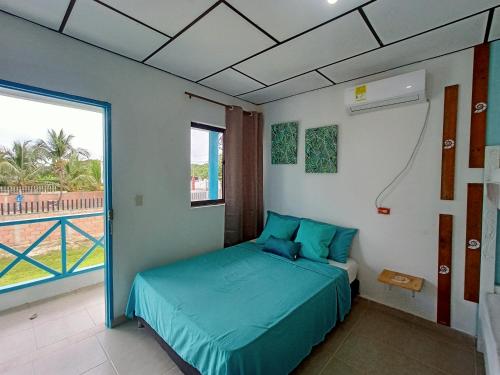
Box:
88 160 103 190
0 141 42 189
37 129 90 201
63 154 100 192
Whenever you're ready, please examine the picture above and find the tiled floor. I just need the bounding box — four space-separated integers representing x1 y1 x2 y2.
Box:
0 284 485 375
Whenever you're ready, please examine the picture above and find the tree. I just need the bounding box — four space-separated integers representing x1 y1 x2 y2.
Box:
88 160 102 189
37 129 91 201
191 163 208 180
63 154 101 192
0 141 42 189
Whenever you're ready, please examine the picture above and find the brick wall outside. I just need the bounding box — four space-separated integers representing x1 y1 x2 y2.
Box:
0 210 104 256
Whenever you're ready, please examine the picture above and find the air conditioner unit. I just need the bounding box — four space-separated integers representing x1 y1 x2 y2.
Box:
344 70 426 115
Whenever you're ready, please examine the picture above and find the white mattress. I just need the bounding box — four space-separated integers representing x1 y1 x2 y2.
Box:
327 258 358 284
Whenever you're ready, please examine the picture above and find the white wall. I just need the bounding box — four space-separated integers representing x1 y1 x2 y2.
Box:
0 13 257 317
262 49 479 335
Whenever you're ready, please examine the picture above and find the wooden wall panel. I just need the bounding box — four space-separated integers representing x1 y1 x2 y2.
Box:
469 44 489 168
438 214 453 326
440 85 459 200
464 184 484 302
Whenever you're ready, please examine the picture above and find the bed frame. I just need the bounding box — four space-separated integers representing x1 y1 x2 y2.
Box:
137 279 360 375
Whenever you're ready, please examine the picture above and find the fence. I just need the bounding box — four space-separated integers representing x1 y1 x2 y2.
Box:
1 198 104 216
0 185 59 194
0 212 105 292
191 191 208 201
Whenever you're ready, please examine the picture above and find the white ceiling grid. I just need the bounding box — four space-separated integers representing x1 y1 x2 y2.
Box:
1 0 499 105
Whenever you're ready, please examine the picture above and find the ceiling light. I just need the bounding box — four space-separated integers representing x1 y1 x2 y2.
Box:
406 85 413 89
327 0 338 4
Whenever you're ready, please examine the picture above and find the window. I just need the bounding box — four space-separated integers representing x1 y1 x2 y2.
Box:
190 122 224 207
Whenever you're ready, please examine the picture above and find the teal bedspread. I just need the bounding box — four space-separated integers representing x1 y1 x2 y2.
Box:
125 241 351 375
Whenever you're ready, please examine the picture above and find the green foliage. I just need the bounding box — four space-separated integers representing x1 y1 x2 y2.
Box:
191 158 223 181
191 163 208 180
0 129 103 193
0 141 43 188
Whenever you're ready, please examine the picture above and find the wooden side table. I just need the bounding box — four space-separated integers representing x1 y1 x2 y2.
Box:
378 269 424 297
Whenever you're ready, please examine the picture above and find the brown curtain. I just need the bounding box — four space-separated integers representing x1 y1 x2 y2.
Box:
224 106 264 246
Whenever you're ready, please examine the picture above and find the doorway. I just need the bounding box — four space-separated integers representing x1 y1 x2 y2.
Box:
0 79 113 328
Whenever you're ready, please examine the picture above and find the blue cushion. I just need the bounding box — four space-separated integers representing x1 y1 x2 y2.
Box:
263 236 301 261
328 226 358 263
256 211 300 244
295 219 336 264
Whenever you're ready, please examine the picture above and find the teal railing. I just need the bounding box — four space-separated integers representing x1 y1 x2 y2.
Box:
0 212 105 293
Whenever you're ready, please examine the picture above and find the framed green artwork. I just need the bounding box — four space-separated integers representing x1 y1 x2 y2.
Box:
305 125 338 173
271 121 298 164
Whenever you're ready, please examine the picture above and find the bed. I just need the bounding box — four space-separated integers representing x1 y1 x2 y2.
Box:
125 241 355 375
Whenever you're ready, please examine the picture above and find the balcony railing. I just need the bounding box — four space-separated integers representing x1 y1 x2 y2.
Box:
0 212 105 293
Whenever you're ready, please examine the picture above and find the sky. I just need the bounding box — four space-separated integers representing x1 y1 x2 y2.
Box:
0 93 104 160
191 128 209 164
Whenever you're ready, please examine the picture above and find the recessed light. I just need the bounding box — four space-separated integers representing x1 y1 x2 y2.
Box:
327 0 338 4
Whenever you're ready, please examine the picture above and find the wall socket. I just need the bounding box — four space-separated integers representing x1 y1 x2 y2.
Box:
135 194 143 206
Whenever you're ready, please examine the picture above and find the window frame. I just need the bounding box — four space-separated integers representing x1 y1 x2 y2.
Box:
190 122 225 207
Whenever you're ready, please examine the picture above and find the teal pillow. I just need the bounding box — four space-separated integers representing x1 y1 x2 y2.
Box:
295 219 336 263
328 226 358 263
263 236 301 261
256 211 300 244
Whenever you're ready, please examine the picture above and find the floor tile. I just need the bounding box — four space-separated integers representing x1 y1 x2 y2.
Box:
97 322 176 375
86 304 105 326
352 307 415 349
165 367 183 375
0 309 34 338
33 309 95 348
33 336 106 375
28 294 87 327
0 362 34 375
366 300 416 324
0 329 36 365
336 333 445 375
411 316 475 349
82 361 117 375
320 357 362 375
74 285 105 308
291 344 333 375
401 327 475 375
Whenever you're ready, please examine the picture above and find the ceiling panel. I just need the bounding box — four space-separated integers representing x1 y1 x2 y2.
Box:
226 0 367 42
488 8 500 41
199 69 265 96
64 1 169 61
147 3 275 82
0 0 70 30
364 0 499 44
238 72 332 104
319 14 487 83
100 0 218 36
235 11 379 85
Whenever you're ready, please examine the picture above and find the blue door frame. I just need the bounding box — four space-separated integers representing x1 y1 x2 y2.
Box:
0 79 114 328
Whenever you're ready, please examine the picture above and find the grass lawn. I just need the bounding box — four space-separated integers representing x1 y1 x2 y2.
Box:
0 246 104 287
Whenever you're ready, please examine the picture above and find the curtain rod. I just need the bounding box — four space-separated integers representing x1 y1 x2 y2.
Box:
184 91 252 115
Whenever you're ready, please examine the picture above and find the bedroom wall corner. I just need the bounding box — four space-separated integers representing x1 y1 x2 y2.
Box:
261 49 478 335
